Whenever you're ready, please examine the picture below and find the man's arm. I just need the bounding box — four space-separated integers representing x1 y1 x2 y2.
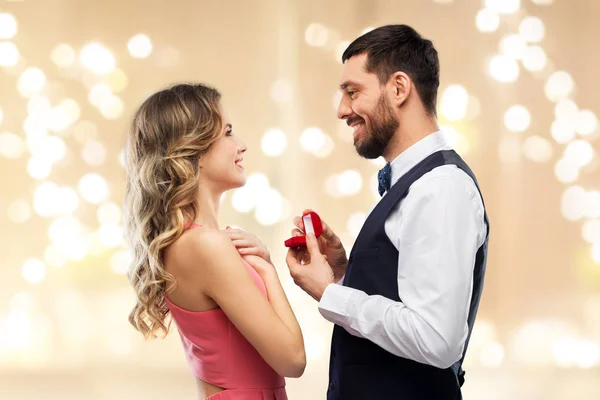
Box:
318 168 486 368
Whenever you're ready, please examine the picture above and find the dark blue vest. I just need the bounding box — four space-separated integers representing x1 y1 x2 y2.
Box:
327 150 489 400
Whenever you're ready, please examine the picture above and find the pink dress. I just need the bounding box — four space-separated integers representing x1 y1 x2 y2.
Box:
165 224 287 400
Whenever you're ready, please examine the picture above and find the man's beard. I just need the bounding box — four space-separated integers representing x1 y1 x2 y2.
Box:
351 94 399 159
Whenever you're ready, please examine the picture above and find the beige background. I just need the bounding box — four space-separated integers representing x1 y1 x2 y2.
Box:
0 0 599 398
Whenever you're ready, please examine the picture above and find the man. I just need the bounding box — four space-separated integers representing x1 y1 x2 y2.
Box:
286 24 489 399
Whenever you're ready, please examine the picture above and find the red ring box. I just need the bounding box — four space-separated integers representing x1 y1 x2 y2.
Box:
284 212 323 247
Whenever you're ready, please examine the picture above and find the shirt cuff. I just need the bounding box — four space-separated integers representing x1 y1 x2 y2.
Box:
318 283 355 326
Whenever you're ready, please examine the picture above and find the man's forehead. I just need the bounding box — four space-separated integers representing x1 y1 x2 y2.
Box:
339 54 373 87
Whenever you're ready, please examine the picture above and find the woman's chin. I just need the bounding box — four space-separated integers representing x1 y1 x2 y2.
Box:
232 176 247 189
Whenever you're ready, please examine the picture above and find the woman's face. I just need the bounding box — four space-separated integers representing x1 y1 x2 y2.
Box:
198 105 248 193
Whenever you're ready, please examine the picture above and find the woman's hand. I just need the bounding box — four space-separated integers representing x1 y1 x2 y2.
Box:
225 227 272 264
242 254 276 278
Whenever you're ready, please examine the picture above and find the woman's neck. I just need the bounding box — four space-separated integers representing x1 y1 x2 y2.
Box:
193 187 222 229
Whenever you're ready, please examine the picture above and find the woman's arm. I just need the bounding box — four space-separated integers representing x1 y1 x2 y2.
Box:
173 229 306 378
243 254 304 363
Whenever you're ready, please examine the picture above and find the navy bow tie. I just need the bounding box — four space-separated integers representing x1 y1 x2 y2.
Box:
377 162 392 196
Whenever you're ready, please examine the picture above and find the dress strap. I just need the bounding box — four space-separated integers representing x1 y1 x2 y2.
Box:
184 222 202 230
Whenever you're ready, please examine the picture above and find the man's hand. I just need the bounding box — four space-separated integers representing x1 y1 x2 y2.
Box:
291 209 347 282
286 233 336 301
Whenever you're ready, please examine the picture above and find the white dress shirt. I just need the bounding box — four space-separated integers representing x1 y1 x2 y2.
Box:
318 130 487 369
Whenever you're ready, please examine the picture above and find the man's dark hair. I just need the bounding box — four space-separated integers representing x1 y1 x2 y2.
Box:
342 24 440 116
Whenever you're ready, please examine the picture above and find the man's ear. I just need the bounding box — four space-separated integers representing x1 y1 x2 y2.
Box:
388 71 411 107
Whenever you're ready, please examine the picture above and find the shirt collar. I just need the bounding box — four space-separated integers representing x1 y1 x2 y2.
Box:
388 130 451 186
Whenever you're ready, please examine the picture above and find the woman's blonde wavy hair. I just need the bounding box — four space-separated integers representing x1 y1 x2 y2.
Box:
124 83 223 338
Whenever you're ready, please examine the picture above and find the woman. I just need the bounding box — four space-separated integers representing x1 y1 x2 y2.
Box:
124 83 305 399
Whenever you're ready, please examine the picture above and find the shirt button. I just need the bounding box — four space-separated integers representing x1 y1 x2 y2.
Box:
328 382 335 392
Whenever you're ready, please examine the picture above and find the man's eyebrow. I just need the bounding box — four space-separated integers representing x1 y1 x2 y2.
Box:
340 80 361 90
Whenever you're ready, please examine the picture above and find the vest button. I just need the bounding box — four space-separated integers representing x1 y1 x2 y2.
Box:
328 382 335 392
331 349 336 357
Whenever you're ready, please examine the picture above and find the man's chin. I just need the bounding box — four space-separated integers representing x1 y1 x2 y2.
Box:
355 142 383 159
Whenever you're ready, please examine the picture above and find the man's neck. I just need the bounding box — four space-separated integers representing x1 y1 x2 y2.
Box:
383 116 439 162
